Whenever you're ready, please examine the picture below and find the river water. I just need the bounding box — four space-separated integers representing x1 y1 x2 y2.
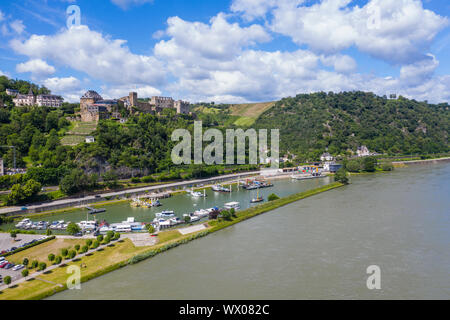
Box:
50 164 449 299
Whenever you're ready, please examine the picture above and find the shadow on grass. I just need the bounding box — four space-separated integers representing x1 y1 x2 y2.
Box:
72 258 81 262
43 270 52 275
85 253 93 256
97 248 104 252
26 278 35 282
107 244 115 247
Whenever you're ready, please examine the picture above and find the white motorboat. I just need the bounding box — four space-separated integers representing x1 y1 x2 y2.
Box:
224 202 240 210
155 211 175 219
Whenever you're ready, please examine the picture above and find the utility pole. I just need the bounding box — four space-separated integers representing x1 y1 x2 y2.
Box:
0 145 16 170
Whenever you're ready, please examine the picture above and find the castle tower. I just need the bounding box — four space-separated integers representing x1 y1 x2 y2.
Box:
129 92 138 107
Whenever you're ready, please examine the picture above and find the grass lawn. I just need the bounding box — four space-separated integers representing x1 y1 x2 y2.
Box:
61 135 85 146
157 230 181 244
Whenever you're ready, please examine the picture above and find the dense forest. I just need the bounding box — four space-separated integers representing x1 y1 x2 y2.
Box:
252 92 449 161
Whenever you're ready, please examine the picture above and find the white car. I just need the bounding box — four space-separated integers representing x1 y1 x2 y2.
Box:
0 257 5 262
12 264 24 271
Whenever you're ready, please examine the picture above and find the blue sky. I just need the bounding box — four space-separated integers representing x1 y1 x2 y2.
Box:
0 0 449 103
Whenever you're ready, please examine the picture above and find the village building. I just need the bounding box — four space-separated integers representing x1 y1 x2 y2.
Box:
12 88 63 107
85 136 95 143
6 89 19 96
357 145 371 157
320 152 334 162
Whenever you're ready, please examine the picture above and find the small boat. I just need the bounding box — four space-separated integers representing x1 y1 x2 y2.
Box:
250 189 264 203
224 202 240 210
183 213 200 222
155 211 175 219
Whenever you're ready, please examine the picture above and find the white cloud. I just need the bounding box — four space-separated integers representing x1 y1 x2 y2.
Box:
110 0 153 10
230 0 279 21
320 54 357 73
399 54 439 86
10 25 166 86
155 13 270 62
233 0 448 65
16 59 56 79
43 76 81 92
0 10 5 22
10 20 25 34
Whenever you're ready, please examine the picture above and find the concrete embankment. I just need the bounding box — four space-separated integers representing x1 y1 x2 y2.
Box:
392 157 450 166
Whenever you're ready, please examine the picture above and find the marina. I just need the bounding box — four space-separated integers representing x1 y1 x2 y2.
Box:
5 177 332 234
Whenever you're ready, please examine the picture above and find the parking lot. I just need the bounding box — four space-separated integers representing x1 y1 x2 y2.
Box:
0 233 46 283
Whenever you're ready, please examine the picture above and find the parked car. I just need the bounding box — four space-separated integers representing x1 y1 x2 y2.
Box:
5 263 15 269
11 247 17 251
0 261 9 268
0 256 5 261
74 232 83 237
12 264 24 271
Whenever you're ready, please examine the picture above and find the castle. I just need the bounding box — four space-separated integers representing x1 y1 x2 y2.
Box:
80 90 190 122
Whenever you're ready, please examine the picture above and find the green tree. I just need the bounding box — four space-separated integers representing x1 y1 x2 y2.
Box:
334 168 349 184
61 248 68 257
81 245 89 253
75 244 80 252
48 253 55 263
113 232 121 240
69 250 76 259
346 159 361 173
22 269 29 278
46 228 52 236
55 256 62 264
97 235 103 242
146 224 155 234
66 222 81 235
38 262 47 271
22 258 29 267
4 276 11 286
92 240 100 249
268 193 280 201
10 231 17 241
86 239 93 247
362 157 377 172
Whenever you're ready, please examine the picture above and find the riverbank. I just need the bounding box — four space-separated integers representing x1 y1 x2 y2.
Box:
392 156 450 166
0 182 343 300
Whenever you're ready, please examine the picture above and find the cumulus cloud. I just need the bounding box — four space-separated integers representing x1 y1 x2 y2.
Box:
233 0 448 65
110 0 153 10
43 76 81 92
155 13 270 62
0 10 5 22
10 25 166 86
16 59 56 79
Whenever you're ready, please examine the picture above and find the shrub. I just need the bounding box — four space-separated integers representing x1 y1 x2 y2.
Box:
97 235 103 242
146 224 155 234
61 248 68 257
55 256 62 264
22 269 29 277
381 162 394 171
131 177 141 183
334 168 349 184
268 193 280 201
48 254 55 262
67 222 81 235
346 159 361 173
113 233 121 240
92 240 100 249
69 250 76 259
86 239 93 247
4 276 11 286
31 260 38 269
75 244 80 252
81 245 89 253
22 258 29 267
38 262 47 271
106 231 114 239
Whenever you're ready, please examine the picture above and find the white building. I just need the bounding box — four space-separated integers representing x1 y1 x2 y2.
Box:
357 146 371 157
320 152 334 162
36 95 63 108
85 136 95 143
